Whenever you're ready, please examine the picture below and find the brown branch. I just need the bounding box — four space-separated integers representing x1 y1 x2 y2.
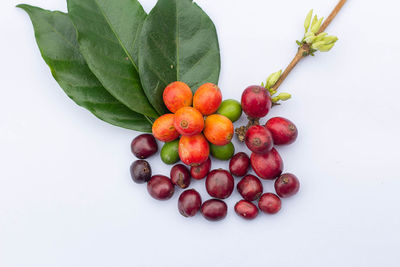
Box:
236 0 347 142
318 0 347 34
270 0 347 93
270 44 310 92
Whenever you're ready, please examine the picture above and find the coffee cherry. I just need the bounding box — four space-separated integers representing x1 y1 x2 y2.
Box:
229 152 250 177
193 83 222 115
170 164 191 189
217 99 242 122
250 148 283 180
236 175 263 201
241 85 272 118
201 199 227 221
179 134 210 166
266 117 298 145
147 175 174 200
131 134 158 159
178 189 202 217
152 114 180 142
205 169 234 199
204 114 234 146
234 200 259 220
274 173 300 198
245 125 273 154
258 193 281 214
174 107 204 136
163 81 193 113
130 160 152 184
190 157 211 180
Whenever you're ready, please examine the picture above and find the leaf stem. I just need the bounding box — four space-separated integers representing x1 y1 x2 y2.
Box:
144 115 155 125
270 0 347 93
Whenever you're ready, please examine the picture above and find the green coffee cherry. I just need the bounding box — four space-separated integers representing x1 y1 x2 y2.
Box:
210 142 235 161
160 140 180 164
217 99 242 122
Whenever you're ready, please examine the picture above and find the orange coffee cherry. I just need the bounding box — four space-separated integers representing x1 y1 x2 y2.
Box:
179 134 210 166
193 83 222 115
174 107 204 136
204 114 234 146
152 114 180 142
163 81 193 113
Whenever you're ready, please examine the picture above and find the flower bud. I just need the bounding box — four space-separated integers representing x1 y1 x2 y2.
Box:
271 96 280 103
266 70 282 89
311 17 324 33
269 90 277 96
317 43 335 52
311 41 325 50
311 15 318 29
304 9 313 32
277 93 292 101
305 34 316 44
322 35 338 45
314 32 328 42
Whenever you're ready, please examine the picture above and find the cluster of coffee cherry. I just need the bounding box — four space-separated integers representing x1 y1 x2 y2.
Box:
129 81 300 221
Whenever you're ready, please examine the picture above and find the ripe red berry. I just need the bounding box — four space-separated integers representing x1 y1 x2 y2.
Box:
258 193 281 214
236 175 263 201
178 189 202 217
170 164 191 189
205 169 234 199
266 117 298 145
274 173 300 198
131 134 158 159
179 134 210 166
147 175 175 200
234 200 259 220
190 157 211 180
245 125 273 154
201 199 227 221
229 152 250 177
241 85 272 118
251 148 283 180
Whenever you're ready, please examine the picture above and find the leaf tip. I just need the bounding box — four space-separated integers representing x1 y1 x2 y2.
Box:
16 3 26 9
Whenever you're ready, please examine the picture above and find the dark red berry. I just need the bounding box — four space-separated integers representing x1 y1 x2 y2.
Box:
245 125 273 154
251 148 283 180
266 117 298 145
234 200 259 220
190 157 211 180
201 199 227 221
178 189 202 217
229 152 250 177
258 193 281 214
274 173 300 198
205 169 234 199
241 85 272 118
170 164 191 189
131 134 158 159
236 175 263 201
130 160 152 184
147 175 174 200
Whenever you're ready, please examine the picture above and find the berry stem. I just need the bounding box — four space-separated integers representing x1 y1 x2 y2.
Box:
270 0 347 93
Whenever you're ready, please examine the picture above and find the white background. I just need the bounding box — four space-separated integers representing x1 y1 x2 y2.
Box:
1 0 400 266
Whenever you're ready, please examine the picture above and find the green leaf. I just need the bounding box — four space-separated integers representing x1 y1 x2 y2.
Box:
139 0 221 115
67 0 159 118
18 4 152 132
